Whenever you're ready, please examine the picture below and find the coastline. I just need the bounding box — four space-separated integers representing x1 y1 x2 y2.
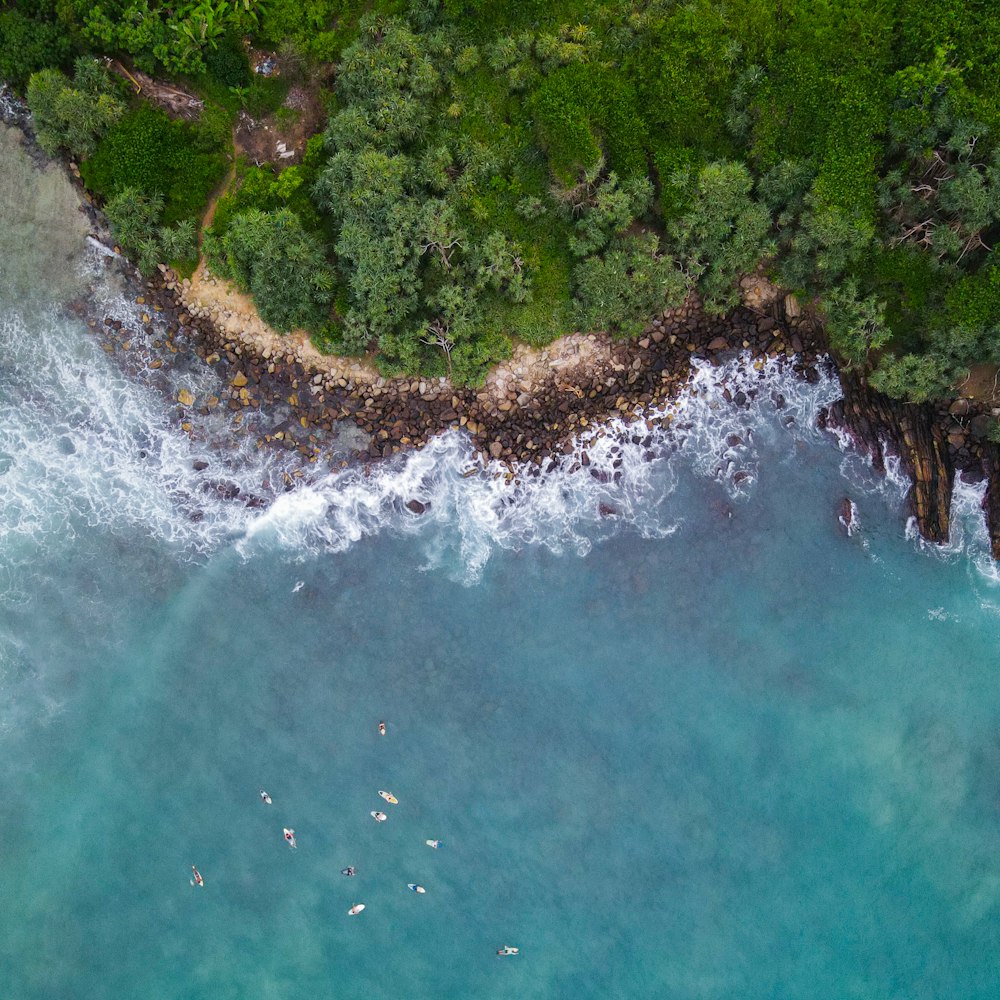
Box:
4 87 1000 553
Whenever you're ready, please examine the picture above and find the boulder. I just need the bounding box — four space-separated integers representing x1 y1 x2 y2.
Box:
177 388 195 406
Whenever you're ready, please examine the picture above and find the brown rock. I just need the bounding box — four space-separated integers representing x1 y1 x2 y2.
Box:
177 388 195 406
231 371 249 388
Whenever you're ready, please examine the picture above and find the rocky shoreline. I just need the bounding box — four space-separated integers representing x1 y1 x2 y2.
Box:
7 86 1000 554
66 223 1000 556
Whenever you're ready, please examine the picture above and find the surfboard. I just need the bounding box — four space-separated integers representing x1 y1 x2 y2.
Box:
348 904 365 916
425 839 442 848
378 790 398 804
371 811 387 822
407 884 426 893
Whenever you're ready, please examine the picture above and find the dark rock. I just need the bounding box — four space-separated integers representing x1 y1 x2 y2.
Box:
192 460 209 472
405 499 427 514
598 502 618 517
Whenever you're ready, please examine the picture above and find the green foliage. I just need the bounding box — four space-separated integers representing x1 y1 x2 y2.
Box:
256 0 370 63
573 233 687 339
105 186 197 275
205 208 335 331
202 30 251 89
26 58 125 159
665 161 775 314
80 105 228 223
567 172 653 258
74 0 267 75
530 63 647 187
0 6 73 90
818 279 891 366
869 352 956 402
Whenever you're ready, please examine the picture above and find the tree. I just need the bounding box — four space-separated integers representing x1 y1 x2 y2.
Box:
666 161 775 314
26 59 125 160
206 209 335 331
105 187 197 275
574 233 687 339
818 279 891 366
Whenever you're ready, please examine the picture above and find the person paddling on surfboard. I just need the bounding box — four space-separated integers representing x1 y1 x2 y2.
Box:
425 839 442 849
283 827 297 848
341 867 356 876
378 721 386 736
190 865 204 887
496 946 519 957
371 811 387 822
407 883 426 893
260 789 272 805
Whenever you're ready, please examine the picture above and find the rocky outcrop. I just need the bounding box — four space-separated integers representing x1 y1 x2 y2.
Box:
824 372 954 543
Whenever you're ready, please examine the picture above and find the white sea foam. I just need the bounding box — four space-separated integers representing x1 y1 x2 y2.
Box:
4 276 999 584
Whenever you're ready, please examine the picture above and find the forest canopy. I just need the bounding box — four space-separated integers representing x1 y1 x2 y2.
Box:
6 0 1000 394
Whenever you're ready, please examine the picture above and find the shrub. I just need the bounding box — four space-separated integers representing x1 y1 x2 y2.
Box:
573 234 688 339
80 105 228 224
26 59 125 160
0 8 73 91
666 161 775 314
203 30 251 89
105 187 197 275
206 208 335 331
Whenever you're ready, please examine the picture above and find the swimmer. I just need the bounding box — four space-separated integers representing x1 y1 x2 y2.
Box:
341 867 356 877
425 839 442 849
407 883 426 894
378 721 387 736
496 946 519 957
283 827 297 848
260 789 272 805
378 790 398 804
371 811 388 822
190 865 204 887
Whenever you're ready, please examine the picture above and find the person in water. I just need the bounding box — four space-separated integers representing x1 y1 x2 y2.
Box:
341 867 356 876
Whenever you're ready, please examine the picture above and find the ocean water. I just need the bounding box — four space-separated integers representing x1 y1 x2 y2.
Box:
3 123 1000 999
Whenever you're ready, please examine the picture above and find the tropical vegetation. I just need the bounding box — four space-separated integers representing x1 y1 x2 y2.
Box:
4 0 1000 395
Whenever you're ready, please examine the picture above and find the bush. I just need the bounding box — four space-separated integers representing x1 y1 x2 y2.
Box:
104 187 197 275
205 208 335 331
666 161 775 314
26 59 125 160
80 105 228 223
870 353 956 402
573 234 688 339
0 8 73 91
203 31 251 89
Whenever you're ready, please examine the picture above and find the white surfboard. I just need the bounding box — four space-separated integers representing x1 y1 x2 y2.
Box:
348 903 365 916
371 811 387 822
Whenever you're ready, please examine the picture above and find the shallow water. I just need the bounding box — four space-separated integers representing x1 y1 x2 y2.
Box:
2 121 1000 999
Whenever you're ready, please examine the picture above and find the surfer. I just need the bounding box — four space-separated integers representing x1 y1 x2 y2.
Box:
190 865 204 887
283 827 297 848
378 789 398 804
425 839 442 849
371 811 388 822
348 903 365 915
260 789 272 805
341 867 356 877
407 883 426 894
378 721 387 736
496 946 519 957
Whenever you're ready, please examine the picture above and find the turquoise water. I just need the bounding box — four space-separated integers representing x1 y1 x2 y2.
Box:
3 124 1000 998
